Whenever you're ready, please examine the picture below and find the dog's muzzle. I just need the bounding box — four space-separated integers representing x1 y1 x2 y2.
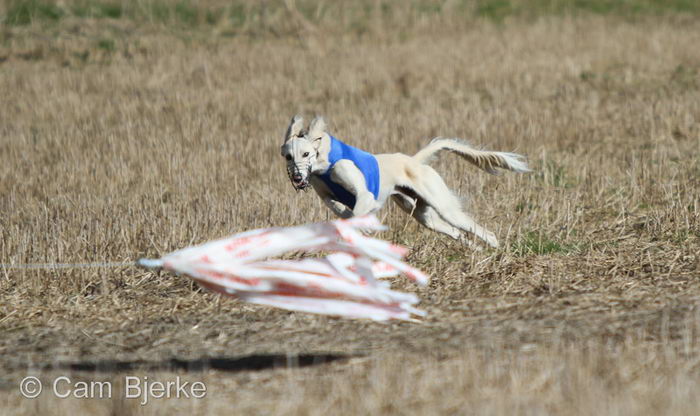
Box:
288 166 312 191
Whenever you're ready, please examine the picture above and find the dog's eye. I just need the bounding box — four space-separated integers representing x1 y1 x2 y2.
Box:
285 154 292 161
302 152 309 157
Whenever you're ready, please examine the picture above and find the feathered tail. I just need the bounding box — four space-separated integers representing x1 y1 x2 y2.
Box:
413 138 531 174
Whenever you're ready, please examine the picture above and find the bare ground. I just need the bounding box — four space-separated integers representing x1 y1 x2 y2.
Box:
1 9 700 415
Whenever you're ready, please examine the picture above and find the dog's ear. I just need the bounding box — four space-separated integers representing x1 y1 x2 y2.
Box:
307 116 327 141
284 115 304 142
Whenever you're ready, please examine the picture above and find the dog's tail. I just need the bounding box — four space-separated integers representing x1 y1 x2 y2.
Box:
413 138 531 175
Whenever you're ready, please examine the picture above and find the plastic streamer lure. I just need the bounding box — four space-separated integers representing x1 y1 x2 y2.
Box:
137 215 428 321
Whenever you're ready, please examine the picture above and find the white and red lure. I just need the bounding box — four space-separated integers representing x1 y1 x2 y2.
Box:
137 216 428 321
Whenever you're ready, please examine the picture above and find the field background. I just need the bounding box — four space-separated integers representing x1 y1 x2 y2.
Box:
1 0 699 414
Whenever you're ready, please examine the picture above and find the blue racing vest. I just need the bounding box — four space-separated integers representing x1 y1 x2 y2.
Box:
319 136 380 209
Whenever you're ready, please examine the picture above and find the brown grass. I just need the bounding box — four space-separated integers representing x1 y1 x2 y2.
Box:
1 4 700 415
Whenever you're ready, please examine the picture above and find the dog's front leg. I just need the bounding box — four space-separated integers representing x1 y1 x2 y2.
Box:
322 197 354 219
352 193 377 216
330 160 378 217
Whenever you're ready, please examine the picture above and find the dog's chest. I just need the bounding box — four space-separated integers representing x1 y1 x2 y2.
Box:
314 137 381 209
315 170 360 209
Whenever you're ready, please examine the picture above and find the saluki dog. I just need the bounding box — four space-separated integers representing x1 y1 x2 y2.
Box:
280 115 530 248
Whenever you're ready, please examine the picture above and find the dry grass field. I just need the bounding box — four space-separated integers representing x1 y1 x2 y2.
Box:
1 1 700 414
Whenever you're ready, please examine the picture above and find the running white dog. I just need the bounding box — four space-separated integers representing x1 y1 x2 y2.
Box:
281 115 530 248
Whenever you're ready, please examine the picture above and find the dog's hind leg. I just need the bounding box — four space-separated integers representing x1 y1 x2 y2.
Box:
392 193 484 249
396 165 499 248
392 194 460 239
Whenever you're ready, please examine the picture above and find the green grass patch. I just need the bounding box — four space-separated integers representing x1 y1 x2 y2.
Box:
670 228 699 244
475 0 516 22
670 64 699 89
3 0 225 27
70 1 123 18
512 231 580 255
535 160 576 188
4 0 700 28
96 38 115 52
5 0 64 25
472 0 700 21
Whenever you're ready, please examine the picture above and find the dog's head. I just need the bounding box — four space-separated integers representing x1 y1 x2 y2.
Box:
280 115 327 191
